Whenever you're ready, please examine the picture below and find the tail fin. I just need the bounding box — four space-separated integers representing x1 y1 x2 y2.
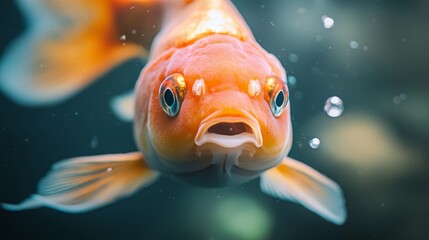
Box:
0 0 147 105
2 152 158 213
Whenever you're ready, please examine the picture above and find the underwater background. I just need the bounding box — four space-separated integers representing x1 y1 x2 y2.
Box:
1 0 428 239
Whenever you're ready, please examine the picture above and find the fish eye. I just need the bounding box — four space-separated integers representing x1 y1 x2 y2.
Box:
264 76 289 117
163 88 175 107
159 73 187 117
275 90 285 108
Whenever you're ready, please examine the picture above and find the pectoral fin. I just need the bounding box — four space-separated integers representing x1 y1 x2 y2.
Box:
2 152 158 213
260 157 347 225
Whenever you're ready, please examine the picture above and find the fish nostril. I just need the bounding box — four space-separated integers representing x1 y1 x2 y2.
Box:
207 122 253 136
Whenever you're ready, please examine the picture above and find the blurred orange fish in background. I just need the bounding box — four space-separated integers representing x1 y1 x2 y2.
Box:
0 0 346 225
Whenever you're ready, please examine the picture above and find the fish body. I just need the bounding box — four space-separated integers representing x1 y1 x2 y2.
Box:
1 0 346 224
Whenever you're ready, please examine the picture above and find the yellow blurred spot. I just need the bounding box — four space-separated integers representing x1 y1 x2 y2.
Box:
310 113 417 171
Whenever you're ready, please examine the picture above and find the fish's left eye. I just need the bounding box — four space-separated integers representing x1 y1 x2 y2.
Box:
264 76 289 117
158 73 187 117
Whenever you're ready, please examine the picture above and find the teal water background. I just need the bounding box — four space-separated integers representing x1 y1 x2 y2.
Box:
1 0 428 239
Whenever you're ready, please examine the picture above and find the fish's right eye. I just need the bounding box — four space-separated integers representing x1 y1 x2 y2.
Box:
159 73 187 117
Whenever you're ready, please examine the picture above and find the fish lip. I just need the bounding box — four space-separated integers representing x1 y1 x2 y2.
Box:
194 110 263 148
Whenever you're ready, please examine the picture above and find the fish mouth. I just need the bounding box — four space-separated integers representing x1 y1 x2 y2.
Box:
195 110 263 148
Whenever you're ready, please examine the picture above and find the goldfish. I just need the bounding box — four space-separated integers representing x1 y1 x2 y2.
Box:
1 0 346 224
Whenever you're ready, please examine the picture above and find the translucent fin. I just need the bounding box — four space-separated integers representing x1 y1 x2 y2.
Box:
260 157 347 225
0 0 146 105
2 152 158 213
110 91 135 122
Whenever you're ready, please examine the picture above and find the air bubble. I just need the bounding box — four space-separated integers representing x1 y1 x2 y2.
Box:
324 96 344 117
288 53 299 63
349 41 359 49
309 138 320 149
287 75 297 86
321 15 335 29
90 135 98 149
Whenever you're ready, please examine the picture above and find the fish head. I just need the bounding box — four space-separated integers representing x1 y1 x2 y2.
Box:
135 35 292 186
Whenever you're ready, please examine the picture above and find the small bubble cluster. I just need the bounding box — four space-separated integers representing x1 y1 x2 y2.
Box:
393 93 407 104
